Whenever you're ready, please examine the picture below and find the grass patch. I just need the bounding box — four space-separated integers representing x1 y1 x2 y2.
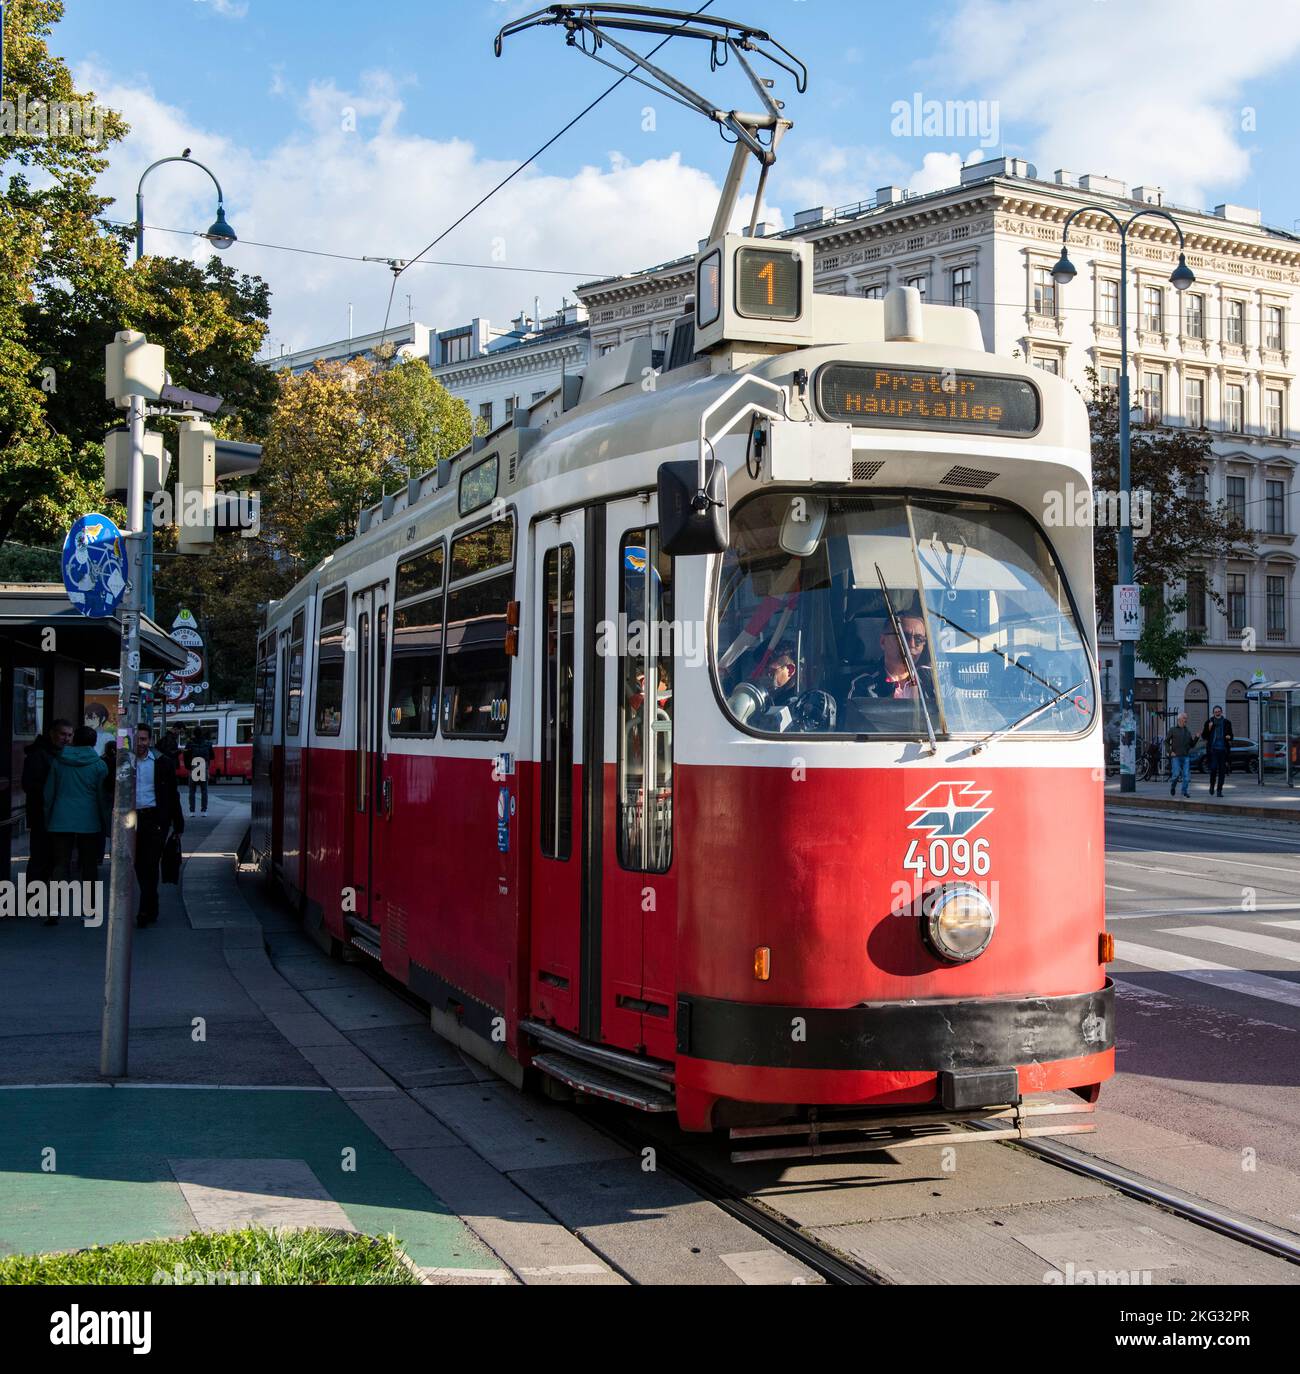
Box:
0 1226 421 1286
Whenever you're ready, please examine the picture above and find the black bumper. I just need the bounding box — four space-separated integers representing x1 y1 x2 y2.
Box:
676 980 1114 1072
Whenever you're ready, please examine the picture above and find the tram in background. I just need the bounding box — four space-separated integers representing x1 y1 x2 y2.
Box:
252 224 1113 1146
167 702 255 783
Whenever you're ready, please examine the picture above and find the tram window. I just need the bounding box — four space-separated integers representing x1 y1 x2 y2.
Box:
390 594 442 736
714 493 1094 740
314 588 347 737
286 608 305 737
442 573 513 737
442 518 515 739
355 609 370 810
540 544 575 860
236 719 253 745
396 542 443 602
256 638 277 736
617 528 673 874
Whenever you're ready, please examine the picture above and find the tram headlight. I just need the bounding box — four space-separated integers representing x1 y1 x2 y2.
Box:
922 883 997 963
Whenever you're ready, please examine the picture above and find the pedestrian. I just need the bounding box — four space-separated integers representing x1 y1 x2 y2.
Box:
186 726 213 816
132 723 184 927
1201 705 1234 798
1167 711 1194 799
44 725 109 921
21 718 73 893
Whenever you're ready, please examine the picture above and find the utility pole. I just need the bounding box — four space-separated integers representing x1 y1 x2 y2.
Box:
100 333 164 1077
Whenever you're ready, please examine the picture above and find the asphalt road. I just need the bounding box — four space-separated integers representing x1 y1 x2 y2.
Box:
1080 806 1300 1239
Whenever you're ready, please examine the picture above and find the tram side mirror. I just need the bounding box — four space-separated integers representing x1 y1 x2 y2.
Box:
657 459 728 557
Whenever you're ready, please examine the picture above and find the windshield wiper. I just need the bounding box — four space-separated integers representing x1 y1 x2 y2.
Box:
971 681 1084 753
874 563 937 755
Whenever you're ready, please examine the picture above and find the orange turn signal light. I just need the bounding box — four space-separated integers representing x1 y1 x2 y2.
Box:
506 599 521 627
1099 932 1115 964
754 946 771 981
504 628 519 657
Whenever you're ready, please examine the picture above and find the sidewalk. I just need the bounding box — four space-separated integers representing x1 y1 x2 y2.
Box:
1 790 816 1285
0 793 506 1284
1105 773 1300 821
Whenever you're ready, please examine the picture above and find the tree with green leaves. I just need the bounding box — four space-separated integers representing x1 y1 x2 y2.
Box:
1085 379 1255 694
258 357 475 572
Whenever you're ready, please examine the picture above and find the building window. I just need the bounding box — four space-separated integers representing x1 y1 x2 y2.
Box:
1184 292 1204 339
1224 383 1244 432
1185 377 1204 428
1185 572 1207 634
950 266 972 308
617 526 673 873
442 518 515 738
504 395 515 421
478 401 493 429
1224 298 1245 345
540 544 575 860
1267 574 1287 640
1033 356 1060 375
1187 468 1208 504
905 274 928 299
1099 279 1119 327
861 283 884 300
1266 478 1286 534
1227 572 1247 631
1032 267 1055 317
1265 305 1284 351
1140 285 1162 333
600 343 617 355
1141 370 1164 423
532 389 546 402
390 542 444 736
1226 474 1246 523
1266 387 1283 438
442 333 472 364
1096 364 1120 399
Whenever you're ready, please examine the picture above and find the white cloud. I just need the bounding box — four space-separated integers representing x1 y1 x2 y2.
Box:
80 64 780 353
193 0 249 18
921 0 1300 205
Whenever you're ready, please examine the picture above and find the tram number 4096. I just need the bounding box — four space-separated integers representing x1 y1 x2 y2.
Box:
903 837 990 880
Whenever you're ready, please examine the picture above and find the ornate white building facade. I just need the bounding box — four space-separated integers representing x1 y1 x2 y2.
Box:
576 157 1300 733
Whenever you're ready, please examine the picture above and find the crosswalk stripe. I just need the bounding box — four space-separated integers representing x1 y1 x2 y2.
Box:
1112 940 1300 1012
1265 920 1300 931
1160 926 1300 963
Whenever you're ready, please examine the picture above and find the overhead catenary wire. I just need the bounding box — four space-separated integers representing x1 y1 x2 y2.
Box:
376 0 718 343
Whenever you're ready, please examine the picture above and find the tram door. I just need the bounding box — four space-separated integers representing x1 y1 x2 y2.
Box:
529 513 585 1034
349 582 389 932
600 497 676 1061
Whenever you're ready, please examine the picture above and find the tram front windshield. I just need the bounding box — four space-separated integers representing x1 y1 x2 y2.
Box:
714 493 1095 739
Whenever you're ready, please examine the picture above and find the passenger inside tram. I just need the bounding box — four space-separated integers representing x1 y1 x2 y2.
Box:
716 492 1095 739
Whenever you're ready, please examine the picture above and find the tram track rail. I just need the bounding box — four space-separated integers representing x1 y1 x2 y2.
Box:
978 1126 1300 1269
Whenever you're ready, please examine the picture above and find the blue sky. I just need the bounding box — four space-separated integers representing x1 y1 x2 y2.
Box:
53 0 1300 352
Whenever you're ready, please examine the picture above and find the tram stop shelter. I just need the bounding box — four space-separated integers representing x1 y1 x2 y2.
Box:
0 583 187 880
1246 680 1300 788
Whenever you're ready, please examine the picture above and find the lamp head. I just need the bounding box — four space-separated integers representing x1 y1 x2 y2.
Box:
205 205 236 251
1170 252 1195 292
1050 248 1077 287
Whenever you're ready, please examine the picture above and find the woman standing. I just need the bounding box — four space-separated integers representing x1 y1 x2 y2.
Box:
44 725 110 921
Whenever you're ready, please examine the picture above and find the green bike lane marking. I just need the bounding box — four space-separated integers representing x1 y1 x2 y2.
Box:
0 1087 502 1273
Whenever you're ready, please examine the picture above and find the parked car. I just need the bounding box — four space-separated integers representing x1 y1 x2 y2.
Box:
1189 737 1260 774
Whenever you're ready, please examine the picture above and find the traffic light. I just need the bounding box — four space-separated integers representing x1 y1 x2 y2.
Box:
176 420 262 554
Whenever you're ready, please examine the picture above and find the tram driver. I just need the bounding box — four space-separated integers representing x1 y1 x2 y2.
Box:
847 607 936 703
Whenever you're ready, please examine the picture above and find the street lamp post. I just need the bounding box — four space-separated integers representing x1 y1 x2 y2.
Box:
133 153 236 718
1050 208 1195 793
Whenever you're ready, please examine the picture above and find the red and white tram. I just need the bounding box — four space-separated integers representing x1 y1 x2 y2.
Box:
253 234 1112 1137
167 702 255 782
